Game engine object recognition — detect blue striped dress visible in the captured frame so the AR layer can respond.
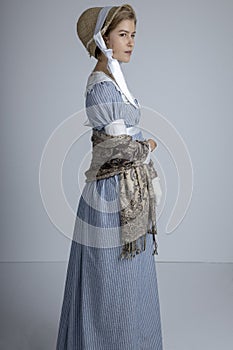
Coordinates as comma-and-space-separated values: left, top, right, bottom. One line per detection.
56, 71, 163, 349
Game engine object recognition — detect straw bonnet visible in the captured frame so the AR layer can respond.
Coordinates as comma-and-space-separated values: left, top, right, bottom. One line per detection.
77, 4, 135, 57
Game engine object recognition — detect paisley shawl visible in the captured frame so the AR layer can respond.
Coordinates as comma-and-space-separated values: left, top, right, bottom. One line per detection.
85, 128, 159, 260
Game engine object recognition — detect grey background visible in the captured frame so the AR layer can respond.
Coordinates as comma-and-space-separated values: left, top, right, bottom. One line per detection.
1, 0, 233, 349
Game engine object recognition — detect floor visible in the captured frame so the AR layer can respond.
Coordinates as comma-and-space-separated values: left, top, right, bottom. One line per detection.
0, 261, 232, 350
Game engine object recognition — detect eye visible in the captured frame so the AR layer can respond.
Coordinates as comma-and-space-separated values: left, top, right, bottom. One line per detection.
119, 33, 127, 37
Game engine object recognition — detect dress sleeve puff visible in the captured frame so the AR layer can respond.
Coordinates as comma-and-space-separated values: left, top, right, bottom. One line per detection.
85, 81, 134, 130
85, 79, 154, 172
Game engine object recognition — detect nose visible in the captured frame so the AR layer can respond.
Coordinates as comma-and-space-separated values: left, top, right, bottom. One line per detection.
127, 36, 134, 47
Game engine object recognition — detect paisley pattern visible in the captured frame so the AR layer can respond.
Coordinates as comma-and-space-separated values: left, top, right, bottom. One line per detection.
85, 128, 159, 260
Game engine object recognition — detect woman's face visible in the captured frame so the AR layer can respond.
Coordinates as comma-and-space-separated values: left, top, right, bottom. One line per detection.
104, 19, 136, 63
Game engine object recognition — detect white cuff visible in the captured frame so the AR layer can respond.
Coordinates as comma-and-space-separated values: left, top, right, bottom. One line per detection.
104, 119, 127, 136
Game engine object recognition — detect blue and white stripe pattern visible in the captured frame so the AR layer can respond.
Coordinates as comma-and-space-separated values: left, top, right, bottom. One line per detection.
84, 71, 141, 130
56, 72, 163, 349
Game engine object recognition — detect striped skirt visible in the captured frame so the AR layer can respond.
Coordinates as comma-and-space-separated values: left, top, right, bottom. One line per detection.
56, 230, 163, 349
56, 132, 163, 349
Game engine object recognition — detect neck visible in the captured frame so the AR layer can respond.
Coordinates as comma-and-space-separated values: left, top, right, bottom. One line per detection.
93, 54, 116, 81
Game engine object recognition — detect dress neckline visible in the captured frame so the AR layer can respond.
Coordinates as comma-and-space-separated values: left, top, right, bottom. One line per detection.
89, 70, 122, 94
91, 70, 116, 83
88, 70, 140, 108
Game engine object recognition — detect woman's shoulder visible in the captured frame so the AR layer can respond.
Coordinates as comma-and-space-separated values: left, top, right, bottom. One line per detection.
86, 71, 121, 94
85, 70, 140, 108
85, 71, 124, 105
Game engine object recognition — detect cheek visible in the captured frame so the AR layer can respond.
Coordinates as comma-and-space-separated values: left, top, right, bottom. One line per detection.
112, 40, 123, 52
107, 39, 114, 49
108, 35, 121, 50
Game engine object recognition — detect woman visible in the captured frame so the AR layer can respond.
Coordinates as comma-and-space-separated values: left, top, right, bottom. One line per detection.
56, 4, 163, 349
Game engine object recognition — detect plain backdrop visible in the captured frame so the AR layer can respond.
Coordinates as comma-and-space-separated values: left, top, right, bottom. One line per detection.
1, 1, 233, 349
1, 0, 232, 263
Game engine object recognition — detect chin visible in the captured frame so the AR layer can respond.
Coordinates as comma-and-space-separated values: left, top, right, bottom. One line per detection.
113, 54, 131, 63
118, 58, 131, 63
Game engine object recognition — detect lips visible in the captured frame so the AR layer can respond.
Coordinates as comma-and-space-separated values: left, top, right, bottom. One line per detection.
124, 51, 132, 54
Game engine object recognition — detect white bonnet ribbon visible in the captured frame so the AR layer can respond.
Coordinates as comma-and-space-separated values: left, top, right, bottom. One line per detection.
93, 7, 138, 109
